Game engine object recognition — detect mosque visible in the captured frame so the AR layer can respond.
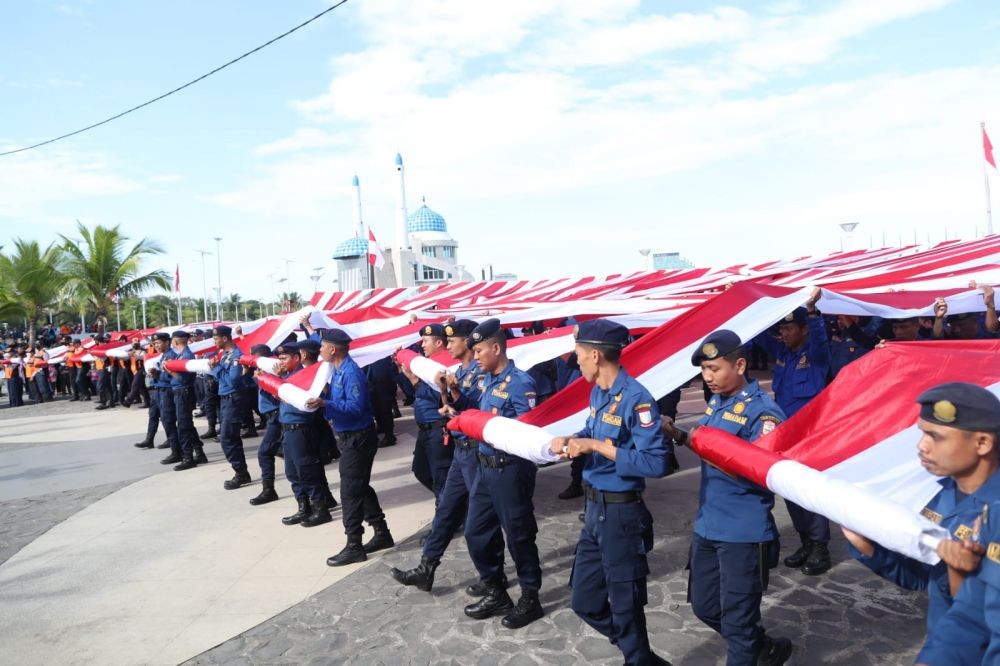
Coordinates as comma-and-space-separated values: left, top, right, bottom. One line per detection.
332, 154, 473, 290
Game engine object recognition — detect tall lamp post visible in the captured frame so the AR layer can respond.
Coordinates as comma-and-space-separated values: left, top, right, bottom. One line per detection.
141, 297, 147, 328
639, 248, 652, 271
213, 237, 223, 321
196, 249, 212, 321
839, 222, 859, 251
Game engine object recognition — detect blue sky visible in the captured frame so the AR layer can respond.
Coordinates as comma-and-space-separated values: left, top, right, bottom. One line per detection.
2, 0, 999, 303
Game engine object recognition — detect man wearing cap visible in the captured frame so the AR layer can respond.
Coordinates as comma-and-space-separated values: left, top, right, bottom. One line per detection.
135, 333, 169, 450
164, 331, 207, 471
662, 329, 793, 665
753, 288, 833, 576
932, 287, 998, 340
247, 344, 282, 506
462, 318, 544, 629
391, 318, 488, 592
205, 326, 251, 484
843, 381, 1000, 639
307, 328, 394, 565
549, 320, 671, 666
398, 323, 452, 500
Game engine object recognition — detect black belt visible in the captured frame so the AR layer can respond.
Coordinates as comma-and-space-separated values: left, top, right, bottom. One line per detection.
417, 420, 447, 431
584, 485, 642, 504
455, 438, 475, 450
478, 452, 510, 468
221, 393, 239, 401
172, 386, 193, 393
335, 424, 375, 437
282, 423, 309, 432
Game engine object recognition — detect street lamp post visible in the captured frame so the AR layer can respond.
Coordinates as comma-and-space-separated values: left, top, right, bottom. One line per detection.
213, 237, 223, 321
132, 308, 137, 329
278, 278, 288, 312
197, 249, 212, 322
639, 248, 652, 271
839, 223, 860, 251
141, 298, 147, 328
116, 299, 121, 332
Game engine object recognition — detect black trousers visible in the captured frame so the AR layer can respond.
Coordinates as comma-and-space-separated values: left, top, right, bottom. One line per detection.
337, 425, 385, 536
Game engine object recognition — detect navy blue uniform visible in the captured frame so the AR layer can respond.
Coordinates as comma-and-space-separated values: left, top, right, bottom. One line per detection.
570, 368, 668, 665
155, 351, 180, 455
279, 369, 326, 504
850, 471, 1000, 633
422, 360, 486, 562
690, 379, 785, 666
256, 377, 283, 483
167, 347, 199, 459
755, 316, 831, 544
325, 355, 385, 537
210, 345, 248, 472
828, 320, 878, 379
411, 374, 451, 498
464, 361, 541, 591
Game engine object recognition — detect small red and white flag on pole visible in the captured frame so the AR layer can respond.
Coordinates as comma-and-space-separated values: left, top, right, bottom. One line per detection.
174, 264, 181, 293
984, 124, 996, 169
368, 229, 385, 270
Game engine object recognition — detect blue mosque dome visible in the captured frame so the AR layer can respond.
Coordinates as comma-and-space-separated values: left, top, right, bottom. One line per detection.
408, 199, 448, 234
332, 236, 368, 259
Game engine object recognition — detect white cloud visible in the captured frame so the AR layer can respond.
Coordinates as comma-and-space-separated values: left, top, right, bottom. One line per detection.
253, 128, 352, 156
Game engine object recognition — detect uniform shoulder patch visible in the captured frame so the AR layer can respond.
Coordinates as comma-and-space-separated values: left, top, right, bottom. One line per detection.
759, 414, 781, 436
635, 404, 655, 427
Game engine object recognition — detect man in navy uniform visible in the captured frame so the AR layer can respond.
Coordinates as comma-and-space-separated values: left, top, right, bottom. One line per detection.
843, 382, 1000, 640
205, 326, 251, 486
164, 330, 207, 471
135, 333, 169, 450
390, 319, 487, 592
754, 289, 833, 576
550, 320, 671, 666
248, 344, 282, 506
662, 329, 792, 665
308, 328, 394, 566
462, 318, 543, 629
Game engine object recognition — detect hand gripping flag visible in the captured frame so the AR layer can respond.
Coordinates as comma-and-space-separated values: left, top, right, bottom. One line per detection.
238, 354, 282, 375
255, 361, 334, 412
395, 348, 458, 391
447, 409, 561, 465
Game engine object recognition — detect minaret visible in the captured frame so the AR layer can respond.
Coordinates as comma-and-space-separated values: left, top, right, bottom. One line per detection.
394, 153, 409, 251
351, 174, 364, 238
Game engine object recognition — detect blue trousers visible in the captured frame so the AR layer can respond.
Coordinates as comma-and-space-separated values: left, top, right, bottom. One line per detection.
689, 534, 765, 666
159, 387, 179, 453
412, 426, 453, 499
219, 392, 247, 470
785, 500, 830, 544
7, 375, 23, 406
464, 455, 541, 592
34, 372, 53, 401
282, 425, 326, 503
257, 411, 282, 482
422, 444, 480, 561
145, 388, 161, 440
572, 498, 654, 666
172, 386, 198, 457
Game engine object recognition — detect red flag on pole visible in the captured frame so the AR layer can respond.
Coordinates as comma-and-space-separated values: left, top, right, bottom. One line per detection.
174, 264, 181, 293
984, 124, 996, 169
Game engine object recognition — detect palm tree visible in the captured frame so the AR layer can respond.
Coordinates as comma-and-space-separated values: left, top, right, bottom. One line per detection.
60, 222, 170, 335
280, 292, 303, 311
0, 240, 65, 346
226, 293, 241, 321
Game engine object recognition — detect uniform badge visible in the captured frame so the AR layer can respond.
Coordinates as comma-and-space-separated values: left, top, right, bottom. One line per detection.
954, 524, 973, 541
920, 507, 943, 524
796, 355, 810, 369
423, 325, 432, 335
933, 400, 957, 423
988, 542, 1000, 564
733, 402, 745, 415
636, 405, 654, 427
527, 394, 536, 409
445, 325, 454, 336
784, 313, 795, 322
702, 342, 718, 359
759, 415, 780, 435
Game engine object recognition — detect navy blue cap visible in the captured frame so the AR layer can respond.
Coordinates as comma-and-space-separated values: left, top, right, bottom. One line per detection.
250, 344, 272, 357
275, 341, 299, 355
171, 330, 190, 340
298, 339, 321, 354
445, 319, 477, 338
212, 325, 232, 338
780, 307, 808, 326
917, 382, 1000, 432
522, 320, 545, 335
574, 320, 629, 347
468, 318, 503, 346
153, 332, 170, 342
320, 328, 352, 346
691, 329, 743, 365
420, 323, 446, 338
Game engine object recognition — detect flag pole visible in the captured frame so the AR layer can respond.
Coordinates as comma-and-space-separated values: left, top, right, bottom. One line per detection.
983, 122, 994, 236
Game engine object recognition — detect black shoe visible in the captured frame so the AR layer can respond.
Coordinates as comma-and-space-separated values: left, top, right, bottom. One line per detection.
250, 481, 279, 506
199, 429, 218, 440
390, 556, 439, 592
193, 447, 208, 464
156, 442, 171, 449
134, 440, 154, 449
651, 654, 673, 666
377, 436, 397, 448
402, 397, 414, 407
240, 428, 258, 439
391, 407, 401, 418
139, 403, 149, 409
784, 541, 812, 568
801, 542, 832, 576
558, 483, 583, 500
327, 537, 367, 566
95, 403, 109, 410
160, 452, 182, 465
282, 498, 311, 525
464, 584, 514, 619
223, 469, 252, 490
757, 636, 793, 665
301, 499, 332, 528
173, 457, 197, 471
193, 410, 205, 418
466, 574, 509, 597
501, 590, 544, 629
363, 521, 395, 554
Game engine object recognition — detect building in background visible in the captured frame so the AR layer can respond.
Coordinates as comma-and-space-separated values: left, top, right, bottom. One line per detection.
653, 252, 694, 270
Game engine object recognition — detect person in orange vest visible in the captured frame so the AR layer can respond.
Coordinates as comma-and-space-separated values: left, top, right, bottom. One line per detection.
32, 348, 52, 402
123, 338, 149, 408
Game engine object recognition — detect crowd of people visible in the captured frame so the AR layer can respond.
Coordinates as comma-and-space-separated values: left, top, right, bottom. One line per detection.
4, 288, 1000, 665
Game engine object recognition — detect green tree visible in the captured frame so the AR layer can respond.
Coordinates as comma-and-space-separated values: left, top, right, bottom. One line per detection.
60, 222, 170, 335
0, 239, 65, 346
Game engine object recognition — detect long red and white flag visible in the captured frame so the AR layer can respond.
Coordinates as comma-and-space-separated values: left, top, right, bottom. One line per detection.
256, 361, 333, 412
985, 123, 997, 170
368, 228, 385, 270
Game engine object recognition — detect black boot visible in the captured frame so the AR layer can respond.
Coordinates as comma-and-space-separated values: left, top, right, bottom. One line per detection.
464, 582, 514, 619
801, 542, 832, 576
324, 489, 339, 511
156, 442, 171, 449
160, 450, 182, 465
240, 427, 258, 439
327, 535, 366, 566
363, 521, 395, 554
193, 446, 208, 465
282, 498, 311, 525
134, 439, 154, 449
390, 555, 440, 592
783, 540, 812, 568
466, 573, 509, 597
301, 498, 332, 528
199, 428, 218, 440
757, 635, 793, 665
501, 589, 544, 629
249, 480, 279, 506
223, 468, 252, 490
173, 456, 197, 471
377, 435, 397, 448
557, 482, 583, 500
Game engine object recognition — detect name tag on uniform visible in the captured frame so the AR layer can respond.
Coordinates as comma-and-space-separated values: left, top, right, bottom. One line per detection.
989, 542, 1000, 564
722, 412, 748, 426
492, 389, 509, 399
954, 524, 973, 541
601, 413, 622, 427
920, 507, 943, 525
